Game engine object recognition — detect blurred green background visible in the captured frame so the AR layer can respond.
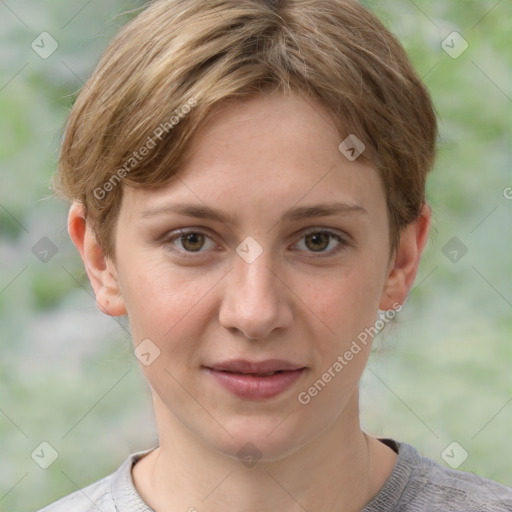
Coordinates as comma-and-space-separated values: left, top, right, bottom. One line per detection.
0, 1, 510, 510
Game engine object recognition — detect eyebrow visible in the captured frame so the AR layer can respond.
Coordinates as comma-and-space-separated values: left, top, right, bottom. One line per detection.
141, 201, 368, 225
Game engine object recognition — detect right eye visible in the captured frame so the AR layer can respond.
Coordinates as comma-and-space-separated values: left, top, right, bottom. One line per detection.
163, 229, 218, 257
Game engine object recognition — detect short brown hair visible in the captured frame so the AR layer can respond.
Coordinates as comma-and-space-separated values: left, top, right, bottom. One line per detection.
54, 0, 437, 257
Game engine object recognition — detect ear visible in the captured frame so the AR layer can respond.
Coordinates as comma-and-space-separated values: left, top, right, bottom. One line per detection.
68, 203, 126, 316
379, 203, 431, 310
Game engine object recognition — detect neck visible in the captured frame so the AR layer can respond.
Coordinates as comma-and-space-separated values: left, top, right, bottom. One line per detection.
132, 391, 397, 512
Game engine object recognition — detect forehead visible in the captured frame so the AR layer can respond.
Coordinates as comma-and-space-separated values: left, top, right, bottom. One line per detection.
120, 92, 386, 225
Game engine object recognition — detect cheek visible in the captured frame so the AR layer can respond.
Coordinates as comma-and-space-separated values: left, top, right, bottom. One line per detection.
119, 257, 219, 345
122, 265, 220, 396
300, 261, 385, 350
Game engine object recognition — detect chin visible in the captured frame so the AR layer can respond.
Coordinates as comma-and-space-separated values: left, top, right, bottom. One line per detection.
206, 412, 313, 464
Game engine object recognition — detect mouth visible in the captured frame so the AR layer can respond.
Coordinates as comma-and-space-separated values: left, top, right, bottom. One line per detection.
204, 359, 306, 399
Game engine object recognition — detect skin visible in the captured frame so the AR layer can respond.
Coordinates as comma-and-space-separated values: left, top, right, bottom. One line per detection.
69, 91, 430, 511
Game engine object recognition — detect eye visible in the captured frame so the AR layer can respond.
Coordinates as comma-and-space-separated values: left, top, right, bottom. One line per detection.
293, 229, 347, 255
166, 230, 217, 254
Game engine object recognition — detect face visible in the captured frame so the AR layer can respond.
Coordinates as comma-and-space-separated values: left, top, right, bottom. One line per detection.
109, 92, 398, 461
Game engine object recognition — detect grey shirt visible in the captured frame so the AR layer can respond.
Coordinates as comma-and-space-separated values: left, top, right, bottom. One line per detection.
37, 440, 512, 511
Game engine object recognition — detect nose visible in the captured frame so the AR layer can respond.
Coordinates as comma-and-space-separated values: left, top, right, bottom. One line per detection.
218, 251, 293, 341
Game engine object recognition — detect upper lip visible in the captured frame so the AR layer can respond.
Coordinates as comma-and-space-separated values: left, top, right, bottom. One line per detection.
206, 359, 305, 374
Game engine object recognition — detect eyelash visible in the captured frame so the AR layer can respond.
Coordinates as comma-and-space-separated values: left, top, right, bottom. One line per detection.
161, 227, 350, 259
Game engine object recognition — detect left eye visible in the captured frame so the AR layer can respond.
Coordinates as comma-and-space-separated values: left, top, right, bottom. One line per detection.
294, 230, 344, 254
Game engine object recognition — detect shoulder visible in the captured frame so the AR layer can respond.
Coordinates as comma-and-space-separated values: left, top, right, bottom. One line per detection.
406, 442, 512, 511
36, 473, 116, 512
367, 440, 512, 512
35, 448, 155, 512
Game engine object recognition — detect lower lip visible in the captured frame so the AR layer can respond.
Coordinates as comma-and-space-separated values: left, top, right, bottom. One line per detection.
206, 368, 306, 399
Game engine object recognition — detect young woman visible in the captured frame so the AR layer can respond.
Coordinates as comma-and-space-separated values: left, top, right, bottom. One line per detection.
38, 0, 512, 510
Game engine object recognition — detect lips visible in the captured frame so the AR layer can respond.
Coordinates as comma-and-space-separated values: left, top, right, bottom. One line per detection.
208, 359, 304, 374
204, 359, 306, 399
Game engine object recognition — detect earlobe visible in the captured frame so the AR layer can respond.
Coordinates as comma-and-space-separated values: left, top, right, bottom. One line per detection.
68, 203, 127, 317
379, 204, 431, 310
